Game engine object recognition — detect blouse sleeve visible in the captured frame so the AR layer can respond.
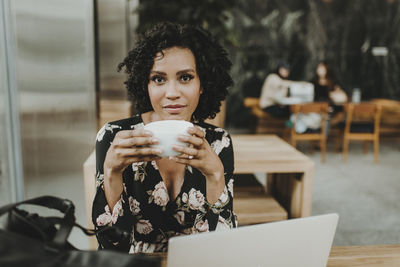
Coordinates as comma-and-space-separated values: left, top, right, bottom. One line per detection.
204, 130, 237, 231
91, 123, 132, 251
259, 74, 275, 108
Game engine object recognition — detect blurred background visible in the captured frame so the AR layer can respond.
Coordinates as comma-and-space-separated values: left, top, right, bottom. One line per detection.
133, 0, 400, 129
1, 0, 399, 249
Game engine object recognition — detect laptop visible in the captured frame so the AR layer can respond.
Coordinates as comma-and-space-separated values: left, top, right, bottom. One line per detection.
289, 82, 315, 103
167, 213, 339, 267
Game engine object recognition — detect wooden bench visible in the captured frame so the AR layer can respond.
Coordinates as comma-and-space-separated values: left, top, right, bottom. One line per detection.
243, 97, 289, 137
234, 185, 288, 226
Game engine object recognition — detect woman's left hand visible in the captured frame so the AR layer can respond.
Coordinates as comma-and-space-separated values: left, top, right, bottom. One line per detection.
171, 126, 224, 180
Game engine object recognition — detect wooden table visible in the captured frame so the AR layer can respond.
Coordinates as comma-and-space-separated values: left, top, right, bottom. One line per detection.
150, 245, 400, 267
328, 245, 400, 266
231, 134, 314, 218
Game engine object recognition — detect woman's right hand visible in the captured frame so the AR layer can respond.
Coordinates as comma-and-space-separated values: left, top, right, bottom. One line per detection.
330, 86, 348, 104
103, 129, 162, 176
102, 129, 161, 209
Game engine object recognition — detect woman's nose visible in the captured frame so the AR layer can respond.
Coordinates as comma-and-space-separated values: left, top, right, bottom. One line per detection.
165, 82, 180, 99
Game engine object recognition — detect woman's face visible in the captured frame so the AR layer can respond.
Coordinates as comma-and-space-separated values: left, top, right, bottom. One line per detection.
316, 63, 327, 78
148, 47, 202, 121
278, 67, 290, 79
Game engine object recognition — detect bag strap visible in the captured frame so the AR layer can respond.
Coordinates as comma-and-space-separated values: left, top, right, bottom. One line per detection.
0, 195, 74, 216
46, 216, 130, 240
0, 195, 76, 249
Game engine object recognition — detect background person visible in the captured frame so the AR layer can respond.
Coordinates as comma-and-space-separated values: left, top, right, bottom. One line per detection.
311, 61, 348, 125
312, 61, 348, 106
92, 22, 237, 253
259, 61, 293, 118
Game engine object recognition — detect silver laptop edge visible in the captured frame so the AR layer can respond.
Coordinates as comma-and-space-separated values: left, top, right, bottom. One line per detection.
167, 213, 339, 267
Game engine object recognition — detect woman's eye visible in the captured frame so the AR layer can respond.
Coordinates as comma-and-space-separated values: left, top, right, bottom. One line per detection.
151, 76, 165, 83
180, 74, 194, 83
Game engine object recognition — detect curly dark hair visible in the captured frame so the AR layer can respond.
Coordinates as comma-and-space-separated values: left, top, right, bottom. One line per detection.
117, 22, 233, 122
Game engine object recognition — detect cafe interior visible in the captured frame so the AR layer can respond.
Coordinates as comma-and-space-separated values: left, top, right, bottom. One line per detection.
1, 0, 400, 266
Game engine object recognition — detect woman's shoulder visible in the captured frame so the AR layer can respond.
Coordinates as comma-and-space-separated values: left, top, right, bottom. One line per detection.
95, 115, 144, 142
266, 73, 280, 81
108, 114, 144, 129
196, 121, 229, 135
196, 122, 232, 156
196, 122, 231, 145
264, 73, 285, 87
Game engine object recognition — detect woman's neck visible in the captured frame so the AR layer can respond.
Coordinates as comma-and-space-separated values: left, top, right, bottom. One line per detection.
141, 111, 158, 125
318, 77, 328, 85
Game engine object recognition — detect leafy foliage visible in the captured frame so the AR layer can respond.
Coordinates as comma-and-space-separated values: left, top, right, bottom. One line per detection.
136, 0, 238, 46
134, 0, 400, 129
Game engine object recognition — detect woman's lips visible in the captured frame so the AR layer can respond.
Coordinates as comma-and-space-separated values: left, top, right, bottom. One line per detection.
163, 104, 186, 114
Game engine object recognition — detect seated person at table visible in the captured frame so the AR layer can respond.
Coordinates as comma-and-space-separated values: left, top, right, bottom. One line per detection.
312, 61, 347, 106
92, 22, 237, 253
311, 61, 348, 126
259, 61, 293, 118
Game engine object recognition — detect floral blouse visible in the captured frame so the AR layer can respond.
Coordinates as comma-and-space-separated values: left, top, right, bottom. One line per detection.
92, 115, 237, 253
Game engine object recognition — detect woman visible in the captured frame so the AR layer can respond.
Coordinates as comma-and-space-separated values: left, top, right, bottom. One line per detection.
258, 61, 293, 118
312, 61, 347, 105
92, 22, 236, 253
311, 61, 348, 126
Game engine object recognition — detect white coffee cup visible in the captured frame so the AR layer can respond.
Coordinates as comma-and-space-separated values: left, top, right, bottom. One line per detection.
144, 120, 194, 158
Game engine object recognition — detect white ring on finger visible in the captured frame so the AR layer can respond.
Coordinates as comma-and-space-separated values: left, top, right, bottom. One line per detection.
188, 155, 193, 160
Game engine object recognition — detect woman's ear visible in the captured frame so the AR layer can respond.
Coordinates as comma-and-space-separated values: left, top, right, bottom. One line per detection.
200, 87, 204, 94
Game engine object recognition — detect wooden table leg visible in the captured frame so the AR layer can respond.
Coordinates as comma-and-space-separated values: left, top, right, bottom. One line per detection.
266, 173, 274, 195
300, 162, 314, 217
269, 174, 298, 218
268, 162, 314, 218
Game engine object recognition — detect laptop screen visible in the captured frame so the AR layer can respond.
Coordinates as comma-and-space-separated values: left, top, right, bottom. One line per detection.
167, 213, 338, 267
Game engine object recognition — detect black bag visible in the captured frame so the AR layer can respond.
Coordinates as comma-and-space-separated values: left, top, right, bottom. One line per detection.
0, 195, 161, 267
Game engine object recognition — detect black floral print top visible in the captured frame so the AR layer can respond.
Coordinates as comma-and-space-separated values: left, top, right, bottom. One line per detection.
92, 115, 237, 253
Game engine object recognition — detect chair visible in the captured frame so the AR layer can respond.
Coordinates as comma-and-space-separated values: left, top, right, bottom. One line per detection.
370, 99, 400, 137
341, 102, 382, 163
290, 102, 330, 162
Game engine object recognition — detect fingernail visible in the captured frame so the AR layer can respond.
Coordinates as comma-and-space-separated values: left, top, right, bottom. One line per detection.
178, 135, 188, 141
152, 138, 159, 143
154, 148, 162, 154
144, 130, 153, 136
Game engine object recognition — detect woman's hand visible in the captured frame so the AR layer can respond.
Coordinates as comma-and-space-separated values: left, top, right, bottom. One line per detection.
103, 129, 162, 209
104, 129, 162, 176
171, 127, 224, 177
171, 127, 225, 204
330, 85, 348, 104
